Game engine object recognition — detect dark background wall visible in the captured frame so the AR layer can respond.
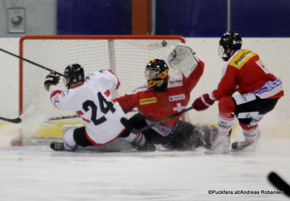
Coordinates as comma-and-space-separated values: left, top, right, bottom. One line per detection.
57, 0, 131, 35
57, 0, 290, 37
231, 0, 290, 37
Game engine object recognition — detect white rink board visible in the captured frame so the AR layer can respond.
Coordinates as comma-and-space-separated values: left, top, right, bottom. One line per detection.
0, 37, 290, 138
0, 37, 19, 117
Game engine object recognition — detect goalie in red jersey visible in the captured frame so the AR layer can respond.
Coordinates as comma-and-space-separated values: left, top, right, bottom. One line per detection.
114, 45, 217, 150
192, 31, 284, 154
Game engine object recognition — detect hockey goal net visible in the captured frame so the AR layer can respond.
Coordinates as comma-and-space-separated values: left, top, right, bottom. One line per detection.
15, 35, 185, 146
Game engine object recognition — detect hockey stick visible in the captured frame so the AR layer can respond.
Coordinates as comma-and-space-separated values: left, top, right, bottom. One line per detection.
268, 172, 290, 197
48, 114, 80, 121
0, 116, 21, 123
0, 48, 64, 76
47, 109, 140, 122
0, 105, 36, 124
132, 105, 195, 133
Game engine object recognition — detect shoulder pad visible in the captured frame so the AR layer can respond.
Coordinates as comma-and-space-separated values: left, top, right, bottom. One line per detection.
229, 49, 257, 69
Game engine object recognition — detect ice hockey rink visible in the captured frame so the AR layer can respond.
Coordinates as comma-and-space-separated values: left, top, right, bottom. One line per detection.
0, 129, 289, 201
0, 38, 290, 201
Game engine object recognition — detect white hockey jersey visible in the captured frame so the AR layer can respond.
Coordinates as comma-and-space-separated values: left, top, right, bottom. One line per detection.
49, 70, 126, 145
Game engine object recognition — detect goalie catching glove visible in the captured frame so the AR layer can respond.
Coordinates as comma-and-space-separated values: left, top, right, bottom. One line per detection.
44, 71, 60, 91
192, 93, 214, 111
167, 44, 199, 77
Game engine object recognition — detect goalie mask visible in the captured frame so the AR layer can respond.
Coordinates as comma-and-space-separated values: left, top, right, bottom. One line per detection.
64, 64, 85, 89
145, 59, 169, 91
218, 31, 242, 61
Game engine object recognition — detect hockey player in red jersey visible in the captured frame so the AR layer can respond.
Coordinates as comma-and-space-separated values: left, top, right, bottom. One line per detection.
114, 45, 216, 150
44, 64, 155, 151
192, 31, 284, 154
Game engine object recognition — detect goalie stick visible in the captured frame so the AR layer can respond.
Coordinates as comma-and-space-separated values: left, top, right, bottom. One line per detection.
0, 48, 64, 76
0, 105, 35, 124
268, 172, 290, 197
132, 105, 195, 133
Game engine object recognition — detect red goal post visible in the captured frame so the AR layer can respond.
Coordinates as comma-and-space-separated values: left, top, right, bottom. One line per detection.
17, 35, 185, 144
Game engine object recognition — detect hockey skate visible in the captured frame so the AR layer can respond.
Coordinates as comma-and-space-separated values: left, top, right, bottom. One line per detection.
204, 135, 230, 154
50, 142, 65, 151
132, 141, 156, 152
50, 142, 77, 151
231, 140, 258, 152
231, 131, 260, 152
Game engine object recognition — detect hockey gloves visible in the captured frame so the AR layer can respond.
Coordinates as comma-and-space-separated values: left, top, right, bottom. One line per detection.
192, 93, 214, 111
167, 44, 198, 78
44, 71, 60, 91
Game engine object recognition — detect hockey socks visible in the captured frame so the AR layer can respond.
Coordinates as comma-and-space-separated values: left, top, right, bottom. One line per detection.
205, 114, 234, 154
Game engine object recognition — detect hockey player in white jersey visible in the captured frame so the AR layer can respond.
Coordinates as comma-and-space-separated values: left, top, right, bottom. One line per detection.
44, 64, 155, 151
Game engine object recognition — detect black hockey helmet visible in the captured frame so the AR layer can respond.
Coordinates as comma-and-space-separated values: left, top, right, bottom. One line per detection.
218, 31, 242, 61
145, 59, 169, 89
64, 63, 85, 88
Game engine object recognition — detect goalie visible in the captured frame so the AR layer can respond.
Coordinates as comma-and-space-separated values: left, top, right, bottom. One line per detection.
114, 45, 217, 150
44, 64, 155, 152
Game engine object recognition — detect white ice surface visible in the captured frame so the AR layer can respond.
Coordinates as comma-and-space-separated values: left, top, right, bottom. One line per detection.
0, 136, 290, 201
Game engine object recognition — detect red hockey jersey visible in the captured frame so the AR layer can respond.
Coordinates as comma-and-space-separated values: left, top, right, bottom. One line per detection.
211, 49, 284, 100
114, 60, 204, 136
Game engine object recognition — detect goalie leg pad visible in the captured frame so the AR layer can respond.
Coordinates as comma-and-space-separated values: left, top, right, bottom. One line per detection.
195, 124, 218, 149
167, 120, 201, 150
205, 135, 230, 154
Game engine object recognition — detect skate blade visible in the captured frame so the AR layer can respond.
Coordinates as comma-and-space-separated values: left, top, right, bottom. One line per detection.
230, 141, 257, 152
